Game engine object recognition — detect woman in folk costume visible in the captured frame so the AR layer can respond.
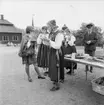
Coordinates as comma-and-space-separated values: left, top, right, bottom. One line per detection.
18, 26, 45, 82
37, 26, 49, 75
45, 20, 64, 91
62, 26, 77, 75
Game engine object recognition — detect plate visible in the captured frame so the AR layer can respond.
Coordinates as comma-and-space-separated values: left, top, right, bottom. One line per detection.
93, 58, 104, 63
97, 57, 104, 60
64, 54, 71, 58
87, 57, 104, 63
75, 56, 85, 59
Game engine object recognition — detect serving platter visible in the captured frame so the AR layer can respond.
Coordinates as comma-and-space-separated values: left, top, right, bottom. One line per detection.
64, 54, 71, 58
87, 57, 104, 63
75, 55, 85, 59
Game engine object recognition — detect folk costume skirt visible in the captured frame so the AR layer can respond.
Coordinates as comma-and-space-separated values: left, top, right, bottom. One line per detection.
37, 43, 49, 68
48, 48, 59, 82
63, 45, 77, 70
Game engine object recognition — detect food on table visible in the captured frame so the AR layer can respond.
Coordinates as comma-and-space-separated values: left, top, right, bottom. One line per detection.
75, 53, 85, 59
95, 77, 104, 86
97, 56, 104, 60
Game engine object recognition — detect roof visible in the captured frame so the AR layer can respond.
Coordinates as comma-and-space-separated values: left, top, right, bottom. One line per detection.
0, 19, 13, 26
0, 19, 22, 33
0, 25, 22, 33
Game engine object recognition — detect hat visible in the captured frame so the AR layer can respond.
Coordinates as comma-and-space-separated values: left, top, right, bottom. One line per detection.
62, 24, 68, 30
26, 26, 34, 33
65, 28, 70, 33
42, 26, 47, 30
47, 20, 58, 28
86, 23, 93, 29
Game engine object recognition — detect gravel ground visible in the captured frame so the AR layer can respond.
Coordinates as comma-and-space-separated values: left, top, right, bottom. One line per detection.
0, 46, 104, 105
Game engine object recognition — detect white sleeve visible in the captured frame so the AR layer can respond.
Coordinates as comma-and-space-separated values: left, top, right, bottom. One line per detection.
50, 33, 64, 49
37, 34, 42, 44
72, 35, 76, 42
68, 35, 76, 46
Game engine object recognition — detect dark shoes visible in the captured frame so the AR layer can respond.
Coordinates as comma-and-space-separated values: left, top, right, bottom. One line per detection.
44, 71, 49, 76
66, 71, 71, 75
66, 70, 73, 75
28, 76, 45, 82
89, 66, 93, 73
51, 82, 60, 91
28, 78, 32, 82
50, 86, 60, 91
85, 66, 93, 73
59, 79, 64, 83
38, 76, 45, 79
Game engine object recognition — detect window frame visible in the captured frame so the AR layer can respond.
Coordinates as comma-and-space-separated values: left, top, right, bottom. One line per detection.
12, 36, 18, 41
2, 36, 9, 41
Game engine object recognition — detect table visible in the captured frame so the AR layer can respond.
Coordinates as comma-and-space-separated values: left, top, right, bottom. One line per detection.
64, 57, 104, 80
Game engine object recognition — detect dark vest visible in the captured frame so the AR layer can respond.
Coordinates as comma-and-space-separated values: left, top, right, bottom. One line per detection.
83, 32, 98, 51
49, 30, 64, 60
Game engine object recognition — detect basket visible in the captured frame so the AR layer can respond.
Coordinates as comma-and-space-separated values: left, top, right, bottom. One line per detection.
91, 77, 104, 95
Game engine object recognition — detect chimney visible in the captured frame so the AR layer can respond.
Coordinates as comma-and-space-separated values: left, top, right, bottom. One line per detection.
0, 14, 4, 20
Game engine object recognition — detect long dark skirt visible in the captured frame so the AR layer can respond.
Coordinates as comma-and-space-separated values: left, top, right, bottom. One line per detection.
48, 48, 58, 82
85, 49, 95, 56
37, 44, 49, 68
63, 45, 77, 69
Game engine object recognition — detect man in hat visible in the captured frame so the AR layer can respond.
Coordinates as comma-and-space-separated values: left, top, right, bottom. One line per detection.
45, 20, 64, 91
83, 23, 98, 72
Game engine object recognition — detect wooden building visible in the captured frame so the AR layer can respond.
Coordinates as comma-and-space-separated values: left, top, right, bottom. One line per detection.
0, 15, 22, 44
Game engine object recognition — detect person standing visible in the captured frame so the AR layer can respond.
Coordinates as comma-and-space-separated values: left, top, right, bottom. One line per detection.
37, 26, 49, 75
18, 26, 45, 82
45, 20, 64, 91
83, 23, 98, 72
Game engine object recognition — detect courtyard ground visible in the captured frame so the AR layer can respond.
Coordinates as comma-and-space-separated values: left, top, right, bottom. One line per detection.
0, 45, 104, 105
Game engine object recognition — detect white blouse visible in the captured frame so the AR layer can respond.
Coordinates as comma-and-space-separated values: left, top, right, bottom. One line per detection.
50, 33, 64, 49
65, 35, 76, 46
37, 33, 49, 45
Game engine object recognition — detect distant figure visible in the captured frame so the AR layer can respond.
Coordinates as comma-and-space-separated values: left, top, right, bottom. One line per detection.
83, 23, 98, 72
37, 26, 49, 75
62, 26, 77, 75
18, 26, 45, 82
7, 41, 11, 46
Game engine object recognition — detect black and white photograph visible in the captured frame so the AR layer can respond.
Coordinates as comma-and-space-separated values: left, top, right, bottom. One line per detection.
0, 0, 104, 105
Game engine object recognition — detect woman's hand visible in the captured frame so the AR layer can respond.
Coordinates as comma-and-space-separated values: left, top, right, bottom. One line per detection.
43, 37, 50, 46
86, 40, 91, 44
18, 51, 22, 57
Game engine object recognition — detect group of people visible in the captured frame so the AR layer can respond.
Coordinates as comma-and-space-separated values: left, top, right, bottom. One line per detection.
18, 20, 98, 91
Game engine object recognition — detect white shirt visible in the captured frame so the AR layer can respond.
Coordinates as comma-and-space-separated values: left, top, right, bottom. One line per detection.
68, 35, 76, 46
26, 35, 32, 48
37, 33, 49, 45
65, 34, 76, 46
50, 33, 64, 49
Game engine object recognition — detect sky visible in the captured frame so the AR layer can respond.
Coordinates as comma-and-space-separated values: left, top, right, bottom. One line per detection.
0, 0, 104, 30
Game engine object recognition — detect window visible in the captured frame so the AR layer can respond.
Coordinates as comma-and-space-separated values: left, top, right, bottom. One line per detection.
12, 36, 18, 41
2, 36, 9, 41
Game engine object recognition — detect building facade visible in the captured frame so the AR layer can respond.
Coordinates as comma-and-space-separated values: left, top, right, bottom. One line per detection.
0, 15, 22, 44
